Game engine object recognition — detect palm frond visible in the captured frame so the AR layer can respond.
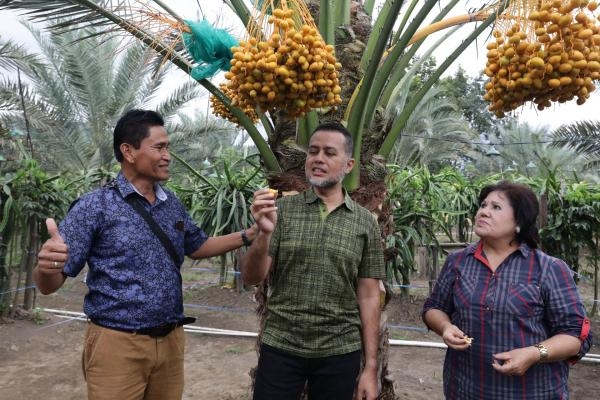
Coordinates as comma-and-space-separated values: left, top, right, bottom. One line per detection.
23, 22, 89, 121
135, 51, 175, 106
0, 36, 45, 73
551, 120, 600, 159
168, 110, 240, 166
110, 43, 160, 112
0, 79, 65, 131
154, 80, 202, 117
497, 122, 591, 178
1, 0, 194, 71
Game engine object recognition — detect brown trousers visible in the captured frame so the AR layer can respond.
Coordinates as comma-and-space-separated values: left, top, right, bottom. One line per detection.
82, 321, 186, 400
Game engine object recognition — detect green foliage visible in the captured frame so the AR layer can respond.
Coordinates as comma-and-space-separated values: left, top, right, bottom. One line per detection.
224, 345, 244, 355
384, 167, 600, 301
168, 110, 241, 170
0, 20, 209, 174
168, 149, 266, 286
495, 123, 589, 180
407, 56, 438, 94
0, 154, 74, 316
385, 165, 479, 292
31, 307, 45, 325
533, 173, 600, 279
551, 120, 600, 169
168, 149, 266, 236
2, 157, 69, 222
0, 36, 45, 73
387, 85, 477, 172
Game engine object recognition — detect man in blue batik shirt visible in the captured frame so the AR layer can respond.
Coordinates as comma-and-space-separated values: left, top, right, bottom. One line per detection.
34, 109, 256, 400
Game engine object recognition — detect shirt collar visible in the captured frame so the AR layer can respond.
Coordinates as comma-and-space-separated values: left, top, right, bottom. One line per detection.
304, 187, 355, 212
114, 172, 167, 202
468, 240, 531, 258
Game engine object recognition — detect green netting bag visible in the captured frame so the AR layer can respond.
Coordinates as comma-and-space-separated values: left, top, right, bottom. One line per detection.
183, 20, 238, 80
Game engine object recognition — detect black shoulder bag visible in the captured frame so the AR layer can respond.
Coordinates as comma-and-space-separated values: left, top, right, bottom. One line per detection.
124, 195, 182, 266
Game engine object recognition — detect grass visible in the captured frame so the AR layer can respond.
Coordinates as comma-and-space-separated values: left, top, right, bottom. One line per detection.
224, 345, 244, 355
31, 307, 45, 325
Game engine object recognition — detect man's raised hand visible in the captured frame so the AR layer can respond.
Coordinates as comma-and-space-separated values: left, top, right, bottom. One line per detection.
37, 218, 68, 274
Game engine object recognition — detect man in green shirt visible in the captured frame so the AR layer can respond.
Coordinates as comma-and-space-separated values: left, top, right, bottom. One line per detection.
241, 122, 386, 400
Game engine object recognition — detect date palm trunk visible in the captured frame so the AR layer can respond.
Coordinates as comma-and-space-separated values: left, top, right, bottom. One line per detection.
250, 4, 396, 397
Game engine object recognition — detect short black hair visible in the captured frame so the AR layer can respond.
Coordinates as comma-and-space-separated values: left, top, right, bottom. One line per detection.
478, 180, 540, 248
113, 109, 165, 162
311, 121, 354, 157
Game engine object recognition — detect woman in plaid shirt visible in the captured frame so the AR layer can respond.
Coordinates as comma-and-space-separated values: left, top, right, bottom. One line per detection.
423, 181, 592, 399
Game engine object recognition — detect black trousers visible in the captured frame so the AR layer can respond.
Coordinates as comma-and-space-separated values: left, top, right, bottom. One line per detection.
253, 343, 361, 400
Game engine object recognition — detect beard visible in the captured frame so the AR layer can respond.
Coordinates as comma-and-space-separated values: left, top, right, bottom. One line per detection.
307, 169, 346, 189
309, 177, 338, 188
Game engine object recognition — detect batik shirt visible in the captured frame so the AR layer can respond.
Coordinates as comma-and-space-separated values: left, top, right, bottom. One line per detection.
423, 241, 592, 400
263, 189, 386, 357
61, 172, 207, 330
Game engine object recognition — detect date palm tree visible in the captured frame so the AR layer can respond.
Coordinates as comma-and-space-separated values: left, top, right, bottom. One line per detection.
0, 0, 509, 180
0, 1, 510, 397
551, 120, 600, 175
387, 86, 477, 171
494, 122, 593, 180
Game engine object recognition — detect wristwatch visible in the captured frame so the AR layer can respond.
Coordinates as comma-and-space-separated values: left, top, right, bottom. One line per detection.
534, 343, 549, 363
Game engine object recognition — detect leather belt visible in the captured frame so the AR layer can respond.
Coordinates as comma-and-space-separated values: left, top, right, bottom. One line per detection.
91, 316, 196, 338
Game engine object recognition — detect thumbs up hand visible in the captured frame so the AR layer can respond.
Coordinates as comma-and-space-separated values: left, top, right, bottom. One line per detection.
45, 218, 62, 242
37, 218, 68, 275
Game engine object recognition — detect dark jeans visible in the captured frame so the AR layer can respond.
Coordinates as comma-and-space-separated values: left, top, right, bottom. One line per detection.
253, 343, 361, 400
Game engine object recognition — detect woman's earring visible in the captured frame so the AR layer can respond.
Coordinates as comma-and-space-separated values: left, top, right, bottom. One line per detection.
515, 226, 521, 234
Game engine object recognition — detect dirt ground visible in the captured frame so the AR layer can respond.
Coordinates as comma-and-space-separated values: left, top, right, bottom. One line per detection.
1, 264, 599, 400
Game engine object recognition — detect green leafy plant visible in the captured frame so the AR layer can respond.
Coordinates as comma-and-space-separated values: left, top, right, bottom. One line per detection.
31, 307, 45, 325
168, 150, 266, 285
0, 153, 71, 316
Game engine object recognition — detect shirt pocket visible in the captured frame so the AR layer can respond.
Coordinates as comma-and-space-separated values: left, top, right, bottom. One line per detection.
452, 273, 477, 309
506, 283, 543, 317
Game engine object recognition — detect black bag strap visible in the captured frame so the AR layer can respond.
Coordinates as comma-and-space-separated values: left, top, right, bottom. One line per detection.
124, 195, 182, 266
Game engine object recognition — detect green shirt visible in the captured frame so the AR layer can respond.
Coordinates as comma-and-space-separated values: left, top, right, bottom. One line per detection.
263, 189, 386, 357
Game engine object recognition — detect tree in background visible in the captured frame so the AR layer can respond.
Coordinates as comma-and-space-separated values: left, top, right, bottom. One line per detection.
438, 66, 517, 139
494, 122, 590, 179
0, 1, 515, 397
387, 85, 476, 171
551, 120, 600, 177
0, 22, 236, 174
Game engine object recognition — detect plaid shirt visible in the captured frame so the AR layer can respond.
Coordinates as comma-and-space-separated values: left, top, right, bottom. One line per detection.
423, 241, 592, 400
262, 189, 386, 357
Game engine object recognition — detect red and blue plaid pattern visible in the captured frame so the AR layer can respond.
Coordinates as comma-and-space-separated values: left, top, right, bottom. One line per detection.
423, 242, 592, 399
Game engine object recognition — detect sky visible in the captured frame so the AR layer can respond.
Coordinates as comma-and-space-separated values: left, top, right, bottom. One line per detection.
1, 1, 599, 131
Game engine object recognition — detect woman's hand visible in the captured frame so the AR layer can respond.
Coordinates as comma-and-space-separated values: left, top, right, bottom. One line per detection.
492, 346, 539, 376
442, 324, 472, 351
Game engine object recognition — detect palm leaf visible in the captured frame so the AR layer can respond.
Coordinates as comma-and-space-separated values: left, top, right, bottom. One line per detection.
0, 36, 45, 73
2, 0, 192, 66
111, 44, 165, 110
154, 80, 202, 116
1, 0, 281, 172
551, 120, 600, 159
378, 1, 509, 158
